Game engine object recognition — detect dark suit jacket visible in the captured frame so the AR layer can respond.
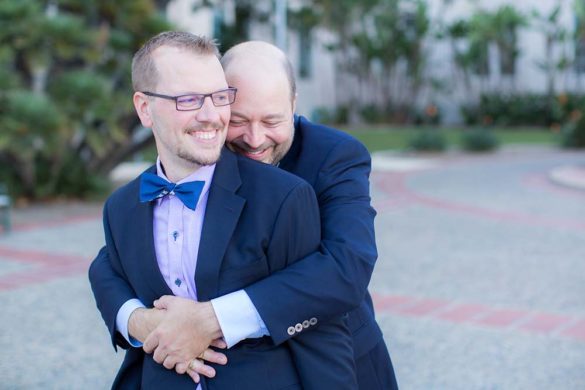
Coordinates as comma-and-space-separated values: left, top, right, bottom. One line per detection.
245, 116, 384, 358
89, 148, 356, 389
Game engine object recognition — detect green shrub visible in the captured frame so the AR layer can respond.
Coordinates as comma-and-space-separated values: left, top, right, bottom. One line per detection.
0, 0, 171, 200
311, 106, 349, 125
460, 128, 500, 152
461, 93, 585, 127
560, 112, 585, 149
407, 129, 447, 152
360, 104, 385, 124
414, 104, 441, 126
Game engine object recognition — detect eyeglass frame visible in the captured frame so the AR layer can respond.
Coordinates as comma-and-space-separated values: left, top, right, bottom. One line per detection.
140, 87, 237, 111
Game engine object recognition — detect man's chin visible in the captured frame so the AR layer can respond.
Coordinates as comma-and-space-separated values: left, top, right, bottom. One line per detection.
179, 150, 222, 167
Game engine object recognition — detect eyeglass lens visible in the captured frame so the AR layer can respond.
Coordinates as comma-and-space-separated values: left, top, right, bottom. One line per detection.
176, 89, 235, 109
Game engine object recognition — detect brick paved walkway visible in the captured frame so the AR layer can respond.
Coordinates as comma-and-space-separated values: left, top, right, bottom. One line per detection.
0, 146, 583, 389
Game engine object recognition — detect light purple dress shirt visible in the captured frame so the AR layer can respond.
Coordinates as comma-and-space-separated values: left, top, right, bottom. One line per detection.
115, 158, 268, 352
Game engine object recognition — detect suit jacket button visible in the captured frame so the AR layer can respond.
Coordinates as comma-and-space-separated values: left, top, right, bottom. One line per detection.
295, 323, 303, 332
302, 320, 310, 328
309, 317, 318, 325
287, 326, 296, 335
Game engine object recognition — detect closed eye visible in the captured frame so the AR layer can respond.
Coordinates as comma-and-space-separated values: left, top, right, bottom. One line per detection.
263, 121, 283, 127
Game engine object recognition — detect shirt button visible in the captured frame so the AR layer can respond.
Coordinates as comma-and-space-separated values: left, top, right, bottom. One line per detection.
174, 278, 182, 287
294, 323, 303, 332
287, 326, 296, 335
309, 317, 318, 325
172, 231, 179, 241
302, 320, 310, 328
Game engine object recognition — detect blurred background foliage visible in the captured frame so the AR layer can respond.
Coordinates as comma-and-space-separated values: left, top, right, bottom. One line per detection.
0, 0, 583, 201
0, 0, 171, 199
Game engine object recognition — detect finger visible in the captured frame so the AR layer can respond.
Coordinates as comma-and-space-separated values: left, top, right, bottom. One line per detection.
153, 295, 172, 309
163, 355, 179, 370
186, 368, 201, 383
210, 338, 227, 349
201, 349, 227, 365
189, 359, 216, 379
175, 361, 189, 375
152, 346, 168, 365
143, 332, 159, 354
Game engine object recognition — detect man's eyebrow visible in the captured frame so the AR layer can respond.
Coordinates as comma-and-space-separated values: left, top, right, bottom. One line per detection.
230, 111, 248, 119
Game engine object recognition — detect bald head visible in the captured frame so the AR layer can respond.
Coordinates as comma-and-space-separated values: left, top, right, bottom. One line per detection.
222, 41, 296, 165
221, 41, 296, 104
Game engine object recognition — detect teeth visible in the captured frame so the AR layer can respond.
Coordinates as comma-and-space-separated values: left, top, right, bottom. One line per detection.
248, 150, 264, 155
193, 131, 216, 140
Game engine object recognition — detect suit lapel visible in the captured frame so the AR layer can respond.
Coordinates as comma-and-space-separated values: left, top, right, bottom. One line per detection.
195, 149, 246, 301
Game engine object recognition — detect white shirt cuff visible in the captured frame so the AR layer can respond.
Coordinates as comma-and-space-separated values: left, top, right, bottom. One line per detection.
115, 298, 146, 348
211, 290, 269, 348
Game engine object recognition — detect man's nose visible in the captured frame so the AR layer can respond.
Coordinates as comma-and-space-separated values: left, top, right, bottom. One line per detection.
195, 96, 221, 123
242, 124, 266, 149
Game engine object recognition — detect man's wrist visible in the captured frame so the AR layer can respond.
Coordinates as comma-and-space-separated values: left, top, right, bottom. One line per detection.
129, 307, 164, 343
128, 307, 148, 343
198, 301, 223, 340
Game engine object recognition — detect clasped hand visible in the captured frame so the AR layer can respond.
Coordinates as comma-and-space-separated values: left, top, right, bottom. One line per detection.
131, 296, 227, 383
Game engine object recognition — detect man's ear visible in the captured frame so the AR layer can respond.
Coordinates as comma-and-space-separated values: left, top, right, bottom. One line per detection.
133, 92, 153, 128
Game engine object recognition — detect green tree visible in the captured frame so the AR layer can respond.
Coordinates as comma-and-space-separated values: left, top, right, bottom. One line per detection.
532, 2, 570, 110
303, 0, 431, 123
0, 0, 171, 199
491, 5, 527, 78
446, 4, 525, 99
309, 0, 374, 120
188, 0, 271, 54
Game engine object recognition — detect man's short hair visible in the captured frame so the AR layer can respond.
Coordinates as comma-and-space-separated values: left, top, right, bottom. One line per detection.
132, 31, 220, 92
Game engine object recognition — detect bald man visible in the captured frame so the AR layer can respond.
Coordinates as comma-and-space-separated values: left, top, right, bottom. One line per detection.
221, 41, 398, 390
93, 40, 398, 389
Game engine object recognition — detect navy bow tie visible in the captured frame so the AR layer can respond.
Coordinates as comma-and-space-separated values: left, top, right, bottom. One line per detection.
139, 172, 205, 210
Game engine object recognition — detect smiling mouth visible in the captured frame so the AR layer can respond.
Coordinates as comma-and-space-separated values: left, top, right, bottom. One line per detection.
189, 130, 218, 140
246, 149, 267, 156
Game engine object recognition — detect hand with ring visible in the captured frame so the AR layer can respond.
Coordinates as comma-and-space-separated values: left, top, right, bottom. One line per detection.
174, 339, 228, 383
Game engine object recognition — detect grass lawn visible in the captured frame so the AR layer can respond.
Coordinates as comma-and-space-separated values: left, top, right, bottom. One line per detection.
135, 126, 560, 162
340, 126, 559, 153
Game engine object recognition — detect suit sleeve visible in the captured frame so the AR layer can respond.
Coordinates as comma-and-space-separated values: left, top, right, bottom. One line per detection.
88, 200, 138, 350
245, 139, 377, 345
264, 181, 357, 390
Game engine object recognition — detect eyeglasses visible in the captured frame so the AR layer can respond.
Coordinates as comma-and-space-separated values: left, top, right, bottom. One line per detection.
141, 87, 237, 111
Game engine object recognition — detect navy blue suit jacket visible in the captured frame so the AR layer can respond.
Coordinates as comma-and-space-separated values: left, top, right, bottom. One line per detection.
245, 116, 383, 357
89, 148, 356, 389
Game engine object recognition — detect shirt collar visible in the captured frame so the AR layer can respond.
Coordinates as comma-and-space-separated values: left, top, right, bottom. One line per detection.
155, 157, 216, 207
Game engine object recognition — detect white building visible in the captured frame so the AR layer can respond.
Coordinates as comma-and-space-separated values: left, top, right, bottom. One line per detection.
166, 0, 585, 124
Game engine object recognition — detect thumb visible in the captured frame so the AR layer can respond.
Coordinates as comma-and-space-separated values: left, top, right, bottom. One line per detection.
153, 295, 173, 309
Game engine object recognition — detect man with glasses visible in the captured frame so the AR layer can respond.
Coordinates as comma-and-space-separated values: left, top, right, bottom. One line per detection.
143, 41, 400, 389
89, 31, 357, 389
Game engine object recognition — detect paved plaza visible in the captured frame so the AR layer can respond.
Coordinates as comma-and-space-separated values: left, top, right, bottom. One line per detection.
0, 146, 584, 389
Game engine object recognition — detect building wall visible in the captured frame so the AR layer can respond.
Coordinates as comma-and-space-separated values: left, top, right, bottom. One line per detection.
166, 0, 584, 124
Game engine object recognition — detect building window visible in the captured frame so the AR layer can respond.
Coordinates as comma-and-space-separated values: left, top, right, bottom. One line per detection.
499, 26, 517, 75
575, 15, 585, 73
299, 29, 312, 78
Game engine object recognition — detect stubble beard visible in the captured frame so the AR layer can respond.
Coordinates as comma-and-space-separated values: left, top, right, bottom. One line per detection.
177, 147, 221, 167
178, 123, 225, 166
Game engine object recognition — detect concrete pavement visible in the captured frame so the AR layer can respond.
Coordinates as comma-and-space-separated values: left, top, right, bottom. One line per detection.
370, 146, 585, 389
0, 145, 583, 389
